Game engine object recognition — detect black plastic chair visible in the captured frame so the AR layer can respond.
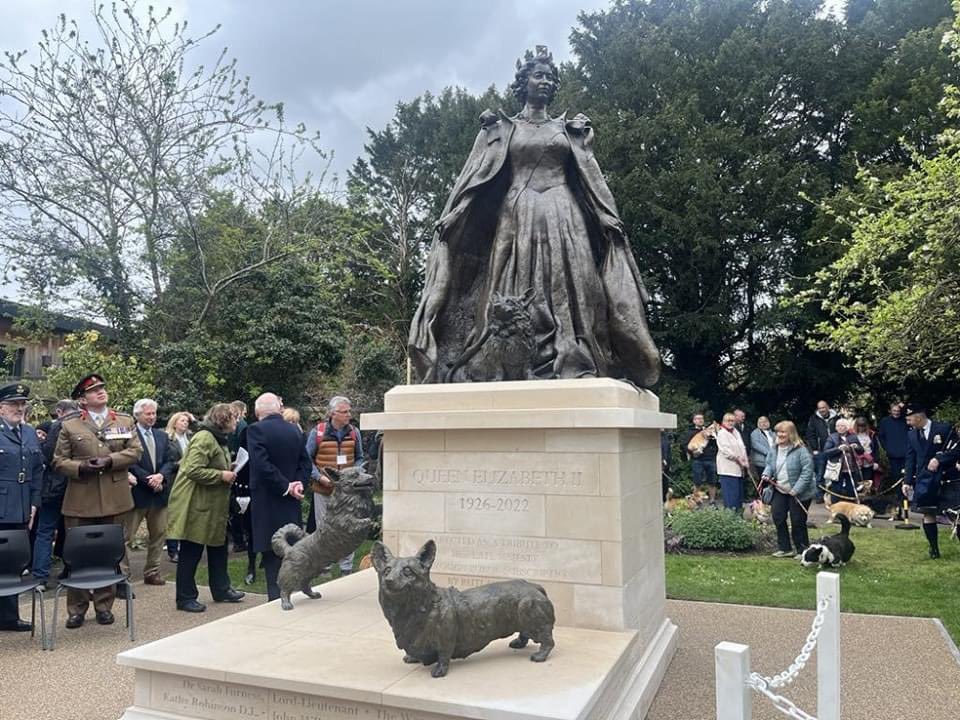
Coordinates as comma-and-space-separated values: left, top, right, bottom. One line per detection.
0, 528, 47, 648
49, 523, 135, 650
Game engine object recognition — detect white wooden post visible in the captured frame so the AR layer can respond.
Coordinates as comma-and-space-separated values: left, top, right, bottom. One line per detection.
817, 571, 840, 720
715, 641, 751, 720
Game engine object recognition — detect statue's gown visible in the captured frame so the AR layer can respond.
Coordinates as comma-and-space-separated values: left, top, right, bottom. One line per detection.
409, 111, 660, 387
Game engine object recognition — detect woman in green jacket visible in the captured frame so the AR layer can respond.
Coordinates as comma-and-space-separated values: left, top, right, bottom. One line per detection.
167, 403, 245, 612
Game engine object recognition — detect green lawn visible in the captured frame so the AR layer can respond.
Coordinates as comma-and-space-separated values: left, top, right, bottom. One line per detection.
666, 525, 960, 643
183, 540, 375, 597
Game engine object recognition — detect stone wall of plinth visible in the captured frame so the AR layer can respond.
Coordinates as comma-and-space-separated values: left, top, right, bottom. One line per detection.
116, 380, 679, 720
362, 378, 676, 641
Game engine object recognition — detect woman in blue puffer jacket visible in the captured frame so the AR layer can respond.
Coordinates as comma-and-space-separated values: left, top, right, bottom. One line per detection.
762, 420, 814, 558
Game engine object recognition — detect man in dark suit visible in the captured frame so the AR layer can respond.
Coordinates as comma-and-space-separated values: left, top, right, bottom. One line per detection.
248, 393, 312, 601
903, 405, 955, 559
125, 398, 176, 585
0, 383, 44, 631
31, 399, 77, 588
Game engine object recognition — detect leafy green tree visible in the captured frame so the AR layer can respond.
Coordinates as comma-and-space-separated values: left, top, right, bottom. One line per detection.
44, 331, 157, 411
343, 87, 508, 354
561, 0, 952, 413
0, 2, 324, 335
153, 258, 344, 412
803, 131, 960, 391
798, 2, 960, 398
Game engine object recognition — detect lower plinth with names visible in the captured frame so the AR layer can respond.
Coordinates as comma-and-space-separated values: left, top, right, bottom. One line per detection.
118, 379, 678, 720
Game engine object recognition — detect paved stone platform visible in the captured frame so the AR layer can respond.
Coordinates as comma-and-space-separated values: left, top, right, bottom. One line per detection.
2, 581, 957, 719
647, 599, 960, 720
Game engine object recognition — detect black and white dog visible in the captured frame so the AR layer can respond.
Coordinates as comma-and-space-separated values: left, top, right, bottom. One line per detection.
800, 515, 855, 568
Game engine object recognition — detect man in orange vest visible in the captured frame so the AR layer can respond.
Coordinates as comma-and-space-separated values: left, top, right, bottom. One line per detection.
305, 396, 363, 574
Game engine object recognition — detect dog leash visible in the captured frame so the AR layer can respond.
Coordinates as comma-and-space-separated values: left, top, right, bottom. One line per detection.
817, 477, 904, 503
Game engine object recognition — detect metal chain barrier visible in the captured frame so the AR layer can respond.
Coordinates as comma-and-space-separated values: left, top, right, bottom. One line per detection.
744, 597, 830, 720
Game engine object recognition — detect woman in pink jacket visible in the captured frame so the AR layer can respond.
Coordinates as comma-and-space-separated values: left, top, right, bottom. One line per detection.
716, 412, 750, 510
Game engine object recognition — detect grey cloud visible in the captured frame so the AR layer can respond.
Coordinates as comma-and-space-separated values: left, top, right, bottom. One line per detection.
0, 0, 609, 178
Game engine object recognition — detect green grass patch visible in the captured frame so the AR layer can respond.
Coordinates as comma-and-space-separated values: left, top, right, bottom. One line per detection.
178, 540, 375, 597
666, 525, 960, 643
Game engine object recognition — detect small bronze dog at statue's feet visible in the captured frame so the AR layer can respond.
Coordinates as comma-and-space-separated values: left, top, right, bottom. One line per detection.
372, 539, 556, 677
271, 466, 375, 610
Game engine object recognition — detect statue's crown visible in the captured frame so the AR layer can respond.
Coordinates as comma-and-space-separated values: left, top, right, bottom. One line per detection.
516, 45, 553, 71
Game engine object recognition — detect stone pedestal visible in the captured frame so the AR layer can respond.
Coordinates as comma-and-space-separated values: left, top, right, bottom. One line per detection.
117, 379, 678, 720
366, 378, 674, 640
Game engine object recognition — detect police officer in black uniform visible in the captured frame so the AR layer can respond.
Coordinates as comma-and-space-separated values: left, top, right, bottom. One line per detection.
0, 383, 44, 631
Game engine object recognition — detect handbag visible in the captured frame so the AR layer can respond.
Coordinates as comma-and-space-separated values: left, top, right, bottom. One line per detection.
761, 484, 774, 504
823, 460, 841, 482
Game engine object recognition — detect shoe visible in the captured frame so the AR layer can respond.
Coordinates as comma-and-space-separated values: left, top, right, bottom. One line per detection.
65, 614, 85, 629
771, 550, 793, 558
929, 548, 941, 559
96, 610, 115, 625
168, 552, 178, 563
214, 588, 245, 603
244, 572, 256, 585
144, 574, 166, 586
177, 600, 206, 613
0, 619, 32, 632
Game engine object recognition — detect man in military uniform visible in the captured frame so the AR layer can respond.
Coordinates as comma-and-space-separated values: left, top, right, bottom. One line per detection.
53, 374, 141, 628
0, 383, 43, 631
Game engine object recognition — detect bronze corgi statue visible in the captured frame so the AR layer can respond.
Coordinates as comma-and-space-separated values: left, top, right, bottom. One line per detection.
371, 539, 556, 677
271, 466, 376, 611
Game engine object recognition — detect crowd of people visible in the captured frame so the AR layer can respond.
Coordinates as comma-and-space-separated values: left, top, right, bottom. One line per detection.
0, 372, 367, 633
666, 401, 960, 561
3, 372, 957, 635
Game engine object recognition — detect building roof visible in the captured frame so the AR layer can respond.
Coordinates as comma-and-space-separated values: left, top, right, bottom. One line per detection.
0, 300, 115, 337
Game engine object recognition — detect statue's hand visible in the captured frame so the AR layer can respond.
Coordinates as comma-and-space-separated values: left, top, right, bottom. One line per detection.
479, 109, 498, 128
567, 113, 592, 134
604, 220, 627, 244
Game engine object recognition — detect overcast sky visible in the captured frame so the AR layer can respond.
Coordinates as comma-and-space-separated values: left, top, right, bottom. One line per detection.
0, 0, 848, 307
0, 0, 611, 183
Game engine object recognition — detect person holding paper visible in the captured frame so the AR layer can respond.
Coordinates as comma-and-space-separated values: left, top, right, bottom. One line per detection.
248, 393, 313, 601
166, 403, 245, 612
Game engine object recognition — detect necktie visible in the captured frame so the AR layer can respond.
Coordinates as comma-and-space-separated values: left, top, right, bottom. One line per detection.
94, 415, 104, 428
12, 425, 20, 440
145, 429, 156, 469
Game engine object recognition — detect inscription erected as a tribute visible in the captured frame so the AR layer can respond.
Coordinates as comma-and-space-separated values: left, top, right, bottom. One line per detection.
149, 673, 446, 720
400, 532, 602, 584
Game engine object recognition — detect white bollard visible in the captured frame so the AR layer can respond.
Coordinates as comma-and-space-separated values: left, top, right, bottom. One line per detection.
817, 572, 840, 720
715, 641, 751, 720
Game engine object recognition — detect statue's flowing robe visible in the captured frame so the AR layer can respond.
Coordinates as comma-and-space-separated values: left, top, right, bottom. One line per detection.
408, 110, 660, 387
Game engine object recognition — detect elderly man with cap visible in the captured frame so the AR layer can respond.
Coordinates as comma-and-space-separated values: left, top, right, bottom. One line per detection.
0, 383, 44, 631
53, 374, 141, 629
903, 404, 957, 559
